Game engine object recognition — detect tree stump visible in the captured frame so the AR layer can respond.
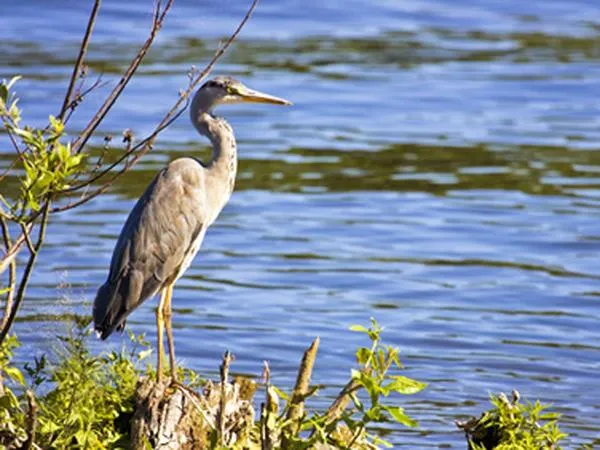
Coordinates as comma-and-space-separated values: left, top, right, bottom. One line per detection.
130, 375, 255, 450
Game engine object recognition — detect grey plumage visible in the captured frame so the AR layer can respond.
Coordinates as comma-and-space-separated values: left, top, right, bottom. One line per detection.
93, 159, 206, 339
92, 76, 291, 379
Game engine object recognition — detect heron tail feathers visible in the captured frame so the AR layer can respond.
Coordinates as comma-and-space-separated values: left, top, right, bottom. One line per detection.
93, 271, 144, 340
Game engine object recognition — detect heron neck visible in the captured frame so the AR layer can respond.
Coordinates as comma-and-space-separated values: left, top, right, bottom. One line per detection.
191, 111, 238, 221
204, 114, 238, 177
190, 91, 238, 198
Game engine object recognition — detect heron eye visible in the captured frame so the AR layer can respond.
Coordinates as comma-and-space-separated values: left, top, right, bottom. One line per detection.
226, 86, 237, 95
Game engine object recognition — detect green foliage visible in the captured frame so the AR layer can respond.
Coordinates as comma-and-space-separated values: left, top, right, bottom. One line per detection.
0, 76, 22, 125
265, 318, 426, 449
0, 334, 28, 448
343, 318, 426, 446
463, 391, 567, 450
0, 325, 152, 449
0, 76, 85, 219
36, 327, 143, 449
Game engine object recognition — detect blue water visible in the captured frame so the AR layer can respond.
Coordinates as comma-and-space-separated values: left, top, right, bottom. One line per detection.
2, 0, 600, 446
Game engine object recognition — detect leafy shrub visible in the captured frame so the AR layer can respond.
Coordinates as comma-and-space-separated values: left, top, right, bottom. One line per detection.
457, 390, 567, 450
0, 324, 152, 449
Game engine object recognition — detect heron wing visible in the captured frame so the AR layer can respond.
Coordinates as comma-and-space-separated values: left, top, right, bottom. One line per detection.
93, 158, 206, 339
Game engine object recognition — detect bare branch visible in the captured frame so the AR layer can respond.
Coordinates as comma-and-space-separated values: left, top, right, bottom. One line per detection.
218, 350, 233, 446
325, 377, 363, 424
282, 338, 319, 446
151, 0, 260, 136
91, 139, 111, 175
54, 0, 260, 210
0, 156, 19, 184
0, 201, 50, 344
51, 182, 112, 214
63, 75, 107, 125
0, 223, 33, 275
58, 105, 186, 198
0, 216, 16, 331
0, 213, 11, 261
19, 223, 36, 255
72, 0, 175, 155
0, 258, 16, 336
0, 115, 24, 159
58, 0, 101, 121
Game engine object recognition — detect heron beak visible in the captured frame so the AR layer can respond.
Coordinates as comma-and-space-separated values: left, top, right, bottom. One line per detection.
237, 86, 292, 106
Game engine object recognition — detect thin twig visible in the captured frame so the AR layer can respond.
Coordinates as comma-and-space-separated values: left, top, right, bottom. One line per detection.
72, 0, 174, 155
0, 201, 50, 344
0, 259, 16, 334
260, 403, 269, 450
0, 156, 20, 184
91, 144, 110, 175
0, 115, 23, 159
0, 223, 33, 275
324, 378, 363, 424
178, 385, 216, 429
218, 350, 233, 446
0, 216, 15, 331
307, 370, 370, 440
63, 76, 107, 125
347, 423, 365, 449
0, 214, 11, 253
58, 106, 185, 197
19, 223, 36, 255
261, 359, 280, 450
59, 0, 101, 121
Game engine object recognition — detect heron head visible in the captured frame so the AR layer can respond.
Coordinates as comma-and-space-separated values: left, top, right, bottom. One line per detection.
199, 76, 292, 107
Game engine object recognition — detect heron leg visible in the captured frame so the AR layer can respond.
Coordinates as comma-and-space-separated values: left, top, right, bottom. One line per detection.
156, 287, 167, 382
163, 282, 177, 380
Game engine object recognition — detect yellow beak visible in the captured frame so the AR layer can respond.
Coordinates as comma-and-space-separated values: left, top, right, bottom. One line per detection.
237, 86, 292, 106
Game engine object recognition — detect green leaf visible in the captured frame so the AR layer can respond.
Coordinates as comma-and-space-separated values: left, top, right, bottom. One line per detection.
365, 404, 384, 421
272, 385, 290, 401
371, 435, 393, 448
350, 368, 362, 380
350, 324, 369, 333
40, 420, 61, 434
349, 391, 363, 411
12, 127, 33, 141
56, 143, 69, 162
388, 347, 402, 368
352, 369, 382, 401
48, 114, 64, 135
69, 153, 83, 168
382, 405, 418, 427
75, 429, 89, 445
36, 172, 54, 190
369, 317, 383, 333
355, 346, 371, 365
7, 75, 22, 90
0, 84, 7, 104
383, 375, 427, 395
137, 349, 153, 361
3, 366, 26, 385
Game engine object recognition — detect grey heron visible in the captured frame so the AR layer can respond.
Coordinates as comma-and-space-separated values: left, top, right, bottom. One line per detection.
93, 76, 291, 381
